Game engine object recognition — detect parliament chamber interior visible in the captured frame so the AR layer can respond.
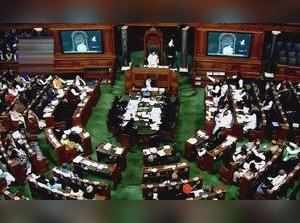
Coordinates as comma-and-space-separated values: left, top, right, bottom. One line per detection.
1, 23, 300, 200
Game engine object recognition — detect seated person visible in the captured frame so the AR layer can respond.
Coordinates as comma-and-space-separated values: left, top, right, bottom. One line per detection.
9, 110, 26, 128
70, 185, 84, 197
52, 75, 66, 97
145, 78, 152, 90
12, 98, 26, 114
19, 73, 32, 84
0, 164, 15, 186
232, 144, 249, 163
213, 109, 233, 134
83, 185, 95, 199
261, 99, 274, 111
37, 75, 52, 86
5, 85, 18, 104
61, 135, 83, 153
52, 75, 65, 90
147, 51, 159, 68
10, 147, 32, 176
74, 75, 92, 93
68, 86, 82, 104
242, 111, 258, 133
282, 142, 300, 162
233, 152, 266, 183
26, 109, 46, 130
60, 127, 84, 153
257, 169, 287, 194
48, 177, 62, 191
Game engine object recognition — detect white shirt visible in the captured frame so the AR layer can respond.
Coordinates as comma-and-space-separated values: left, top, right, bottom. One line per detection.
147, 53, 159, 67
268, 174, 287, 190
145, 79, 152, 90
244, 113, 257, 130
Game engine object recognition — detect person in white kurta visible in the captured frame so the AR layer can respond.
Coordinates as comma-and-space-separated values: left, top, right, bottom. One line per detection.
147, 52, 159, 67
0, 168, 15, 186
243, 112, 257, 133
268, 170, 287, 191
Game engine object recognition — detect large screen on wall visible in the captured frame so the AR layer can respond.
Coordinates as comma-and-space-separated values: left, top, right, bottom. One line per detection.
60, 30, 103, 54
207, 31, 252, 58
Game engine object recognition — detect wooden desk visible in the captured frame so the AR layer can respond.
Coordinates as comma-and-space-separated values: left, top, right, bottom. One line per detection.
96, 143, 127, 170
198, 135, 237, 172
1, 190, 29, 200
72, 82, 101, 127
125, 67, 178, 96
185, 187, 226, 200
143, 162, 190, 184
143, 145, 180, 166
73, 155, 121, 186
184, 130, 209, 161
52, 167, 111, 200
239, 144, 284, 199
45, 128, 92, 164
142, 176, 202, 200
0, 141, 27, 184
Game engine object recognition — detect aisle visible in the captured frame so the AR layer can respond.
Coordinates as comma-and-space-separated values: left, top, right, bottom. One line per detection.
85, 72, 144, 200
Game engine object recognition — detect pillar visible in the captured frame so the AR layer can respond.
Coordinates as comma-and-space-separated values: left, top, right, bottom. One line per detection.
121, 25, 129, 67
267, 30, 281, 73
180, 26, 190, 72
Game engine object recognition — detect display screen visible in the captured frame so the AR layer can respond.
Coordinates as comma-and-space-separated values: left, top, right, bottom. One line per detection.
207, 31, 252, 58
60, 30, 103, 54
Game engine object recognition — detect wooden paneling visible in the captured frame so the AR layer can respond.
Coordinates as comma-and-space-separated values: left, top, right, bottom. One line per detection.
48, 24, 116, 81
192, 26, 265, 85
125, 67, 178, 95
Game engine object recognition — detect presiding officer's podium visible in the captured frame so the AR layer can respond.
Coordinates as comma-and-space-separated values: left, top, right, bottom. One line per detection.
125, 67, 178, 96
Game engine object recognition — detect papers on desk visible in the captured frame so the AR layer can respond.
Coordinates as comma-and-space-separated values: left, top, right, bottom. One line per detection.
151, 168, 158, 173
197, 130, 208, 138
222, 136, 237, 147
157, 150, 166, 157
163, 145, 171, 150
150, 124, 160, 131
83, 132, 90, 138
44, 107, 54, 113
103, 143, 112, 150
207, 71, 225, 76
187, 138, 197, 145
72, 126, 83, 134
115, 147, 124, 155
64, 130, 71, 135
73, 156, 84, 163
150, 147, 158, 153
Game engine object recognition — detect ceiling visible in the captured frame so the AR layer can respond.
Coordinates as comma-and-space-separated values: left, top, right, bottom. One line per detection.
0, 0, 300, 24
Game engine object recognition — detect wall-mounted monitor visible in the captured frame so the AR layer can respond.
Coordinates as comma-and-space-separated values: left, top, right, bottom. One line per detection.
207, 31, 252, 58
60, 30, 103, 54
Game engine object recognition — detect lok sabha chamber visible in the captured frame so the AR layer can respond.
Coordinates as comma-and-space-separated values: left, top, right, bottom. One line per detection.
1, 22, 300, 200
